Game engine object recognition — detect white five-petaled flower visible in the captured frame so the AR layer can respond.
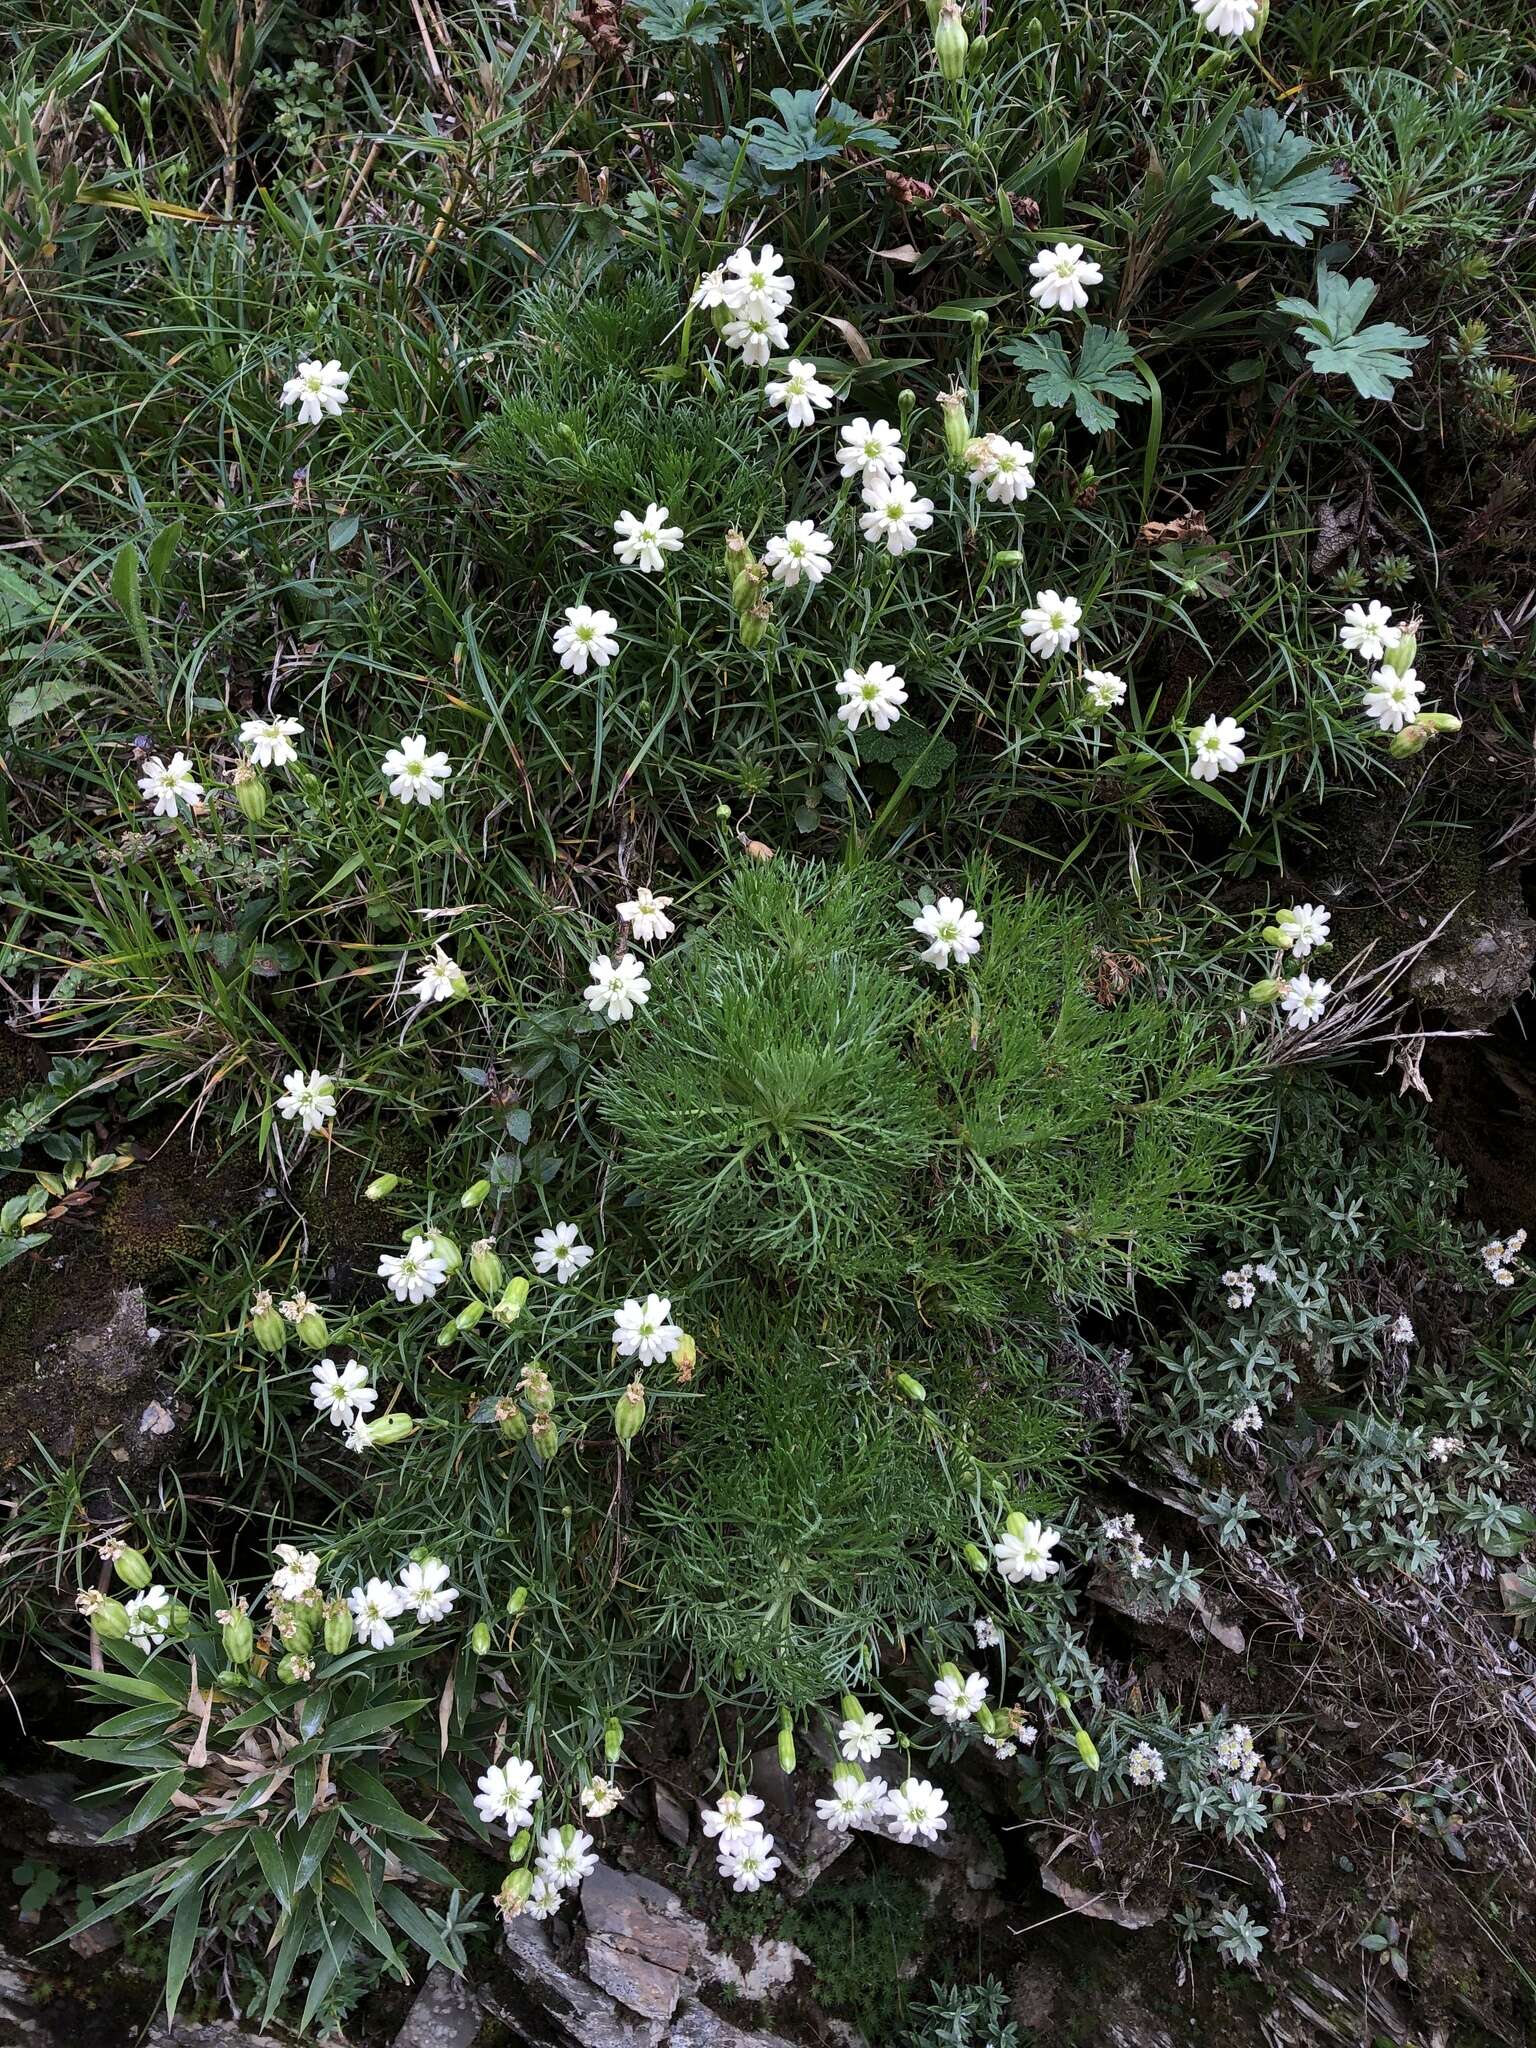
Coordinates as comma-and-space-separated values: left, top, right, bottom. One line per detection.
815, 1771, 889, 1834
310, 1357, 376, 1428
138, 752, 204, 818
719, 1829, 780, 1892
1128, 1740, 1166, 1787
581, 1776, 622, 1817
1277, 902, 1331, 957
535, 1826, 599, 1891
928, 1669, 989, 1724
837, 660, 908, 733
532, 1222, 595, 1284
524, 1874, 566, 1921
723, 243, 795, 318
398, 1556, 458, 1624
837, 417, 905, 488
701, 1789, 765, 1854
412, 946, 466, 1004
239, 715, 303, 769
1020, 589, 1083, 660
348, 1576, 406, 1650
975, 434, 1035, 506
722, 310, 790, 367
1082, 668, 1127, 715
584, 953, 650, 1022
613, 1293, 681, 1367
378, 1235, 449, 1305
475, 1755, 544, 1833
766, 358, 836, 430
553, 604, 621, 676
270, 1545, 321, 1603
886, 1778, 949, 1843
124, 1586, 175, 1650
613, 504, 684, 574
279, 357, 351, 427
912, 895, 984, 971
1361, 666, 1422, 733
1188, 715, 1247, 782
1028, 242, 1103, 313
618, 887, 676, 945
1339, 599, 1403, 664
859, 476, 935, 557
1280, 973, 1332, 1031
1190, 0, 1259, 37
992, 1519, 1062, 1585
838, 1708, 894, 1763
277, 1067, 337, 1134
764, 521, 834, 589
691, 266, 731, 311
381, 733, 451, 806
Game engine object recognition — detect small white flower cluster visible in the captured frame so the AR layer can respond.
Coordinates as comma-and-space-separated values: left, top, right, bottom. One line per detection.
1127, 1739, 1167, 1787
1481, 1230, 1526, 1287
338, 1556, 458, 1650
693, 243, 797, 366
1426, 1433, 1463, 1465
124, 1585, 177, 1650
1229, 1401, 1264, 1437
1270, 903, 1331, 959
822, 1716, 952, 1844
1211, 1722, 1262, 1788
1389, 1312, 1416, 1346
1097, 1513, 1151, 1579
1221, 1259, 1276, 1309
972, 1614, 1001, 1650
702, 1790, 781, 1892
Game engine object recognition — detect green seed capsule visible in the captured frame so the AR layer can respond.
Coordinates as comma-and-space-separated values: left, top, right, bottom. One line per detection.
287, 1613, 314, 1656
277, 1653, 311, 1685
169, 1603, 192, 1634
234, 769, 269, 823
430, 1232, 462, 1275
91, 1598, 132, 1641
113, 1546, 153, 1591
895, 1373, 926, 1403
614, 1381, 646, 1447
249, 1301, 288, 1354
935, 3, 968, 81
739, 604, 771, 651
470, 1243, 504, 1295
495, 1276, 530, 1324
295, 1307, 328, 1350
324, 1603, 354, 1654
222, 1612, 254, 1664
604, 1716, 624, 1763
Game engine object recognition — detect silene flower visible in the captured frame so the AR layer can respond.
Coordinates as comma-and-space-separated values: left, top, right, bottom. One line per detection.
837, 417, 904, 488
886, 1778, 949, 1843
1339, 599, 1403, 663
912, 895, 984, 971
701, 1789, 765, 1854
1275, 902, 1331, 958
378, 1234, 450, 1305
837, 660, 908, 734
617, 887, 676, 945
766, 359, 835, 431
398, 1556, 458, 1624
1188, 715, 1247, 782
239, 715, 303, 769
1280, 973, 1331, 1031
613, 505, 684, 574
837, 1707, 893, 1764
721, 310, 791, 367
584, 953, 650, 1023
1190, 0, 1259, 36
310, 1357, 376, 1427
815, 1770, 889, 1834
1082, 668, 1127, 715
123, 1586, 175, 1650
138, 752, 204, 819
859, 476, 935, 557
553, 605, 621, 676
612, 1293, 682, 1367
581, 1776, 622, 1817
532, 1222, 596, 1284
475, 1755, 544, 1832
723, 243, 795, 318
719, 1829, 780, 1892
277, 1067, 337, 1134
992, 1517, 1062, 1585
974, 434, 1035, 506
1027, 242, 1104, 313
348, 1576, 407, 1650
381, 733, 451, 805
279, 357, 351, 427
764, 521, 835, 589
412, 946, 466, 1004
1361, 666, 1422, 733
524, 1874, 567, 1921
535, 1826, 599, 1892
270, 1545, 321, 1603
928, 1667, 989, 1724
1019, 589, 1083, 661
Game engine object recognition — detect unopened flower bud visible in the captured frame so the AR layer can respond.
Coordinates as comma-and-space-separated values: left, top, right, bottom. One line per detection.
222, 1611, 254, 1664
88, 1596, 132, 1641
1383, 632, 1418, 678
778, 1708, 797, 1775
894, 1372, 926, 1403
841, 1693, 864, 1723
429, 1232, 461, 1275
460, 1178, 491, 1210
324, 1601, 354, 1654
507, 1828, 531, 1864
992, 548, 1024, 568
366, 1412, 416, 1447
963, 1541, 988, 1572
470, 1620, 493, 1655
248, 1291, 287, 1354
1416, 711, 1462, 733
508, 1586, 530, 1617
1248, 978, 1283, 1004
112, 1546, 153, 1591
935, 3, 968, 81
497, 1867, 534, 1917
456, 1299, 486, 1333
364, 1173, 400, 1200
604, 1716, 624, 1763
494, 1275, 530, 1325
614, 1379, 647, 1447
976, 1704, 997, 1735
470, 1240, 504, 1294
1260, 925, 1289, 948
1075, 1725, 1101, 1771
233, 765, 269, 823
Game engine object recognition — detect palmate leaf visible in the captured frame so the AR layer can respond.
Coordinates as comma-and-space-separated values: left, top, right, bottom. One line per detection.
1002, 324, 1148, 433
743, 89, 897, 172
1210, 107, 1356, 245
634, 0, 727, 44
1277, 267, 1426, 402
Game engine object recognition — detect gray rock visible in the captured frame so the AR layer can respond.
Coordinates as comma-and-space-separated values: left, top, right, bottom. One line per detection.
501, 1918, 662, 2048
667, 2001, 801, 2048
0, 1941, 50, 2041
146, 2021, 290, 2047
0, 1769, 128, 1849
394, 1964, 480, 2048
581, 1862, 707, 2024
652, 1782, 692, 1848
700, 1933, 807, 2002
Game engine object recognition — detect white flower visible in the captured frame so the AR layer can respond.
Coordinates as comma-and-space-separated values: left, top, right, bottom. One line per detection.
1213, 1724, 1260, 1783
613, 1293, 681, 1366
279, 357, 351, 427
1361, 666, 1422, 732
1028, 242, 1104, 313
1278, 903, 1331, 958
1191, 0, 1258, 35
553, 604, 621, 676
532, 1222, 595, 1284
585, 953, 650, 1023
524, 1874, 567, 1921
1280, 973, 1331, 1031
412, 946, 466, 1004
535, 1826, 599, 1891
723, 243, 794, 318
692, 266, 730, 310
1128, 1741, 1166, 1788
398, 1557, 458, 1624
1082, 668, 1127, 715
859, 476, 935, 557
1427, 1433, 1463, 1463
378, 1235, 449, 1305
886, 1778, 949, 1844
1339, 600, 1403, 664
311, 1358, 376, 1428
928, 1669, 988, 1724
837, 660, 908, 734
138, 752, 204, 818
581, 1777, 622, 1817
912, 895, 984, 971
344, 1415, 374, 1455
722, 310, 790, 367
764, 521, 834, 589
701, 1790, 765, 1854
1188, 715, 1247, 781
613, 504, 684, 574
277, 1068, 337, 1134
973, 1615, 1001, 1650
985, 1738, 1018, 1760
992, 1519, 1061, 1585
838, 1709, 893, 1764
1230, 1402, 1263, 1436
380, 733, 451, 805
124, 1586, 175, 1650
239, 715, 303, 769
976, 435, 1035, 506
270, 1545, 321, 1603
719, 1829, 780, 1892
837, 417, 905, 488
618, 887, 676, 946
348, 1576, 406, 1650
1020, 588, 1083, 660
1223, 1263, 1256, 1308
1390, 1313, 1416, 1346
1254, 1260, 1278, 1285
475, 1755, 544, 1833
815, 1770, 889, 1834
766, 359, 835, 430
1482, 1230, 1526, 1286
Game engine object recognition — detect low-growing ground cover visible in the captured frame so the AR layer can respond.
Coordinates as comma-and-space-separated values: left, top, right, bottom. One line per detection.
1, 0, 1534, 2041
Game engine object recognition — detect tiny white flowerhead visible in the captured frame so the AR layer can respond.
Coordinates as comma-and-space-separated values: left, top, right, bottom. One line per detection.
1127, 1740, 1166, 1787
814, 1770, 889, 1834
534, 1825, 598, 1891
1277, 902, 1331, 958
270, 1545, 321, 1603
701, 1788, 765, 1853
718, 1827, 780, 1892
976, 434, 1035, 506
581, 1776, 622, 1817
722, 309, 791, 367
1190, 0, 1259, 35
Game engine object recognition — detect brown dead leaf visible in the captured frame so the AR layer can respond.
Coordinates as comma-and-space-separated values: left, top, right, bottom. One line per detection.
1138, 511, 1209, 546
821, 315, 872, 366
